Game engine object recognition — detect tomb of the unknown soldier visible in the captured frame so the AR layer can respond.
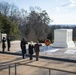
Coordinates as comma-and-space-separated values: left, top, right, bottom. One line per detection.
52, 29, 75, 48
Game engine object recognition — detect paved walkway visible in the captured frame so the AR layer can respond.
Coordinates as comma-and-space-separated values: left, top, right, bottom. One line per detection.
0, 40, 76, 62
0, 40, 76, 75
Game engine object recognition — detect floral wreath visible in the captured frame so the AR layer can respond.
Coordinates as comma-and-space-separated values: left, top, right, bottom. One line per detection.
44, 39, 51, 46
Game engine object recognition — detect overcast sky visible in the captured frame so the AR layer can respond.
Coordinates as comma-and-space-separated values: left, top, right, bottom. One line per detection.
1, 0, 76, 25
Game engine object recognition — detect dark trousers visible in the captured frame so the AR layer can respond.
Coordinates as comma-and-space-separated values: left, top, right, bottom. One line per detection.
35, 52, 39, 61
22, 50, 26, 59
3, 48, 5, 52
22, 53, 25, 59
30, 54, 33, 60
8, 47, 10, 51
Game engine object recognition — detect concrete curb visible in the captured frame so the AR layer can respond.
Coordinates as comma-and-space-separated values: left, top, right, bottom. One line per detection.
0, 51, 76, 63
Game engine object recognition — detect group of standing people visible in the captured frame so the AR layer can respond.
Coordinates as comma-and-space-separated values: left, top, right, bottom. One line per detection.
2, 36, 42, 61
2, 36, 11, 52
20, 38, 42, 61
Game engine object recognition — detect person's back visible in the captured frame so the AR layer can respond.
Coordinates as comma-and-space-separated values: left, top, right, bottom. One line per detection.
29, 44, 34, 54
21, 38, 27, 49
34, 43, 40, 52
28, 41, 34, 60
34, 41, 42, 61
20, 38, 27, 59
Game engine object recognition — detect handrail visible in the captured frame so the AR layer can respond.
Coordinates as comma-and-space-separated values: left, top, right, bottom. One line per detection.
0, 62, 76, 75
17, 63, 76, 74
0, 59, 29, 67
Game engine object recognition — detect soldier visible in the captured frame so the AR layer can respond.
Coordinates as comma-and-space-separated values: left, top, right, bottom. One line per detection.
7, 36, 11, 51
2, 37, 6, 52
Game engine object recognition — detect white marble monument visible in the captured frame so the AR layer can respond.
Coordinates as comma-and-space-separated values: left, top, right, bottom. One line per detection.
52, 29, 75, 48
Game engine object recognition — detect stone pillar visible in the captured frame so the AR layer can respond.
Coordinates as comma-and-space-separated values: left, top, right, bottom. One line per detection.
52, 29, 75, 48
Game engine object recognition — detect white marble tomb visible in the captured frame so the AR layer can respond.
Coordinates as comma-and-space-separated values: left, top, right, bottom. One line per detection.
52, 29, 75, 48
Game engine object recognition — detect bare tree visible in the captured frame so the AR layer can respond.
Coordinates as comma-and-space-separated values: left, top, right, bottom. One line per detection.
23, 7, 51, 41
0, 2, 10, 16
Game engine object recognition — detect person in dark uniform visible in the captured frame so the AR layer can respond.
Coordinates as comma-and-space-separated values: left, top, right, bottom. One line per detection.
28, 41, 34, 60
7, 36, 11, 51
2, 37, 6, 52
34, 41, 42, 61
20, 38, 28, 59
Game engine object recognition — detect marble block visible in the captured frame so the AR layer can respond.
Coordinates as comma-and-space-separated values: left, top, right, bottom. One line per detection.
52, 29, 75, 48
2, 33, 7, 40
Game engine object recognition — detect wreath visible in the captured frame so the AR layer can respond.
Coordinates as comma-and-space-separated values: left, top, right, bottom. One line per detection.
44, 39, 51, 46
